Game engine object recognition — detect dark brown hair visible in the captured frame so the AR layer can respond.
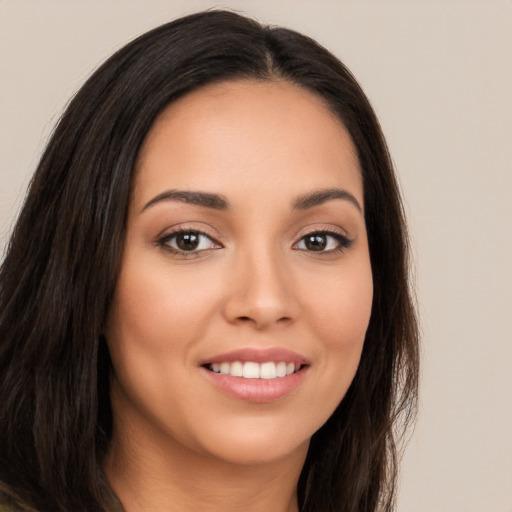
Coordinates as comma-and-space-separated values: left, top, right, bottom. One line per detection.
0, 10, 419, 512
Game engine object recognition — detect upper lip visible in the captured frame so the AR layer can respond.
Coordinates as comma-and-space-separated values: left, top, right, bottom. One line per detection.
200, 347, 309, 366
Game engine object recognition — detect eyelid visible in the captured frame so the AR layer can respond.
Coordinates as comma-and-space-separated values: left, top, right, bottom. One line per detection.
156, 225, 223, 257
293, 225, 354, 253
294, 223, 350, 241
156, 222, 221, 243
154, 223, 353, 258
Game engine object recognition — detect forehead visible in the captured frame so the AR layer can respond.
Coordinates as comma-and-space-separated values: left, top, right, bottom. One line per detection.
133, 79, 362, 208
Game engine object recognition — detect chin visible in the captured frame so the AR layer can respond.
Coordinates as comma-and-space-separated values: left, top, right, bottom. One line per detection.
205, 436, 309, 467
186, 415, 314, 467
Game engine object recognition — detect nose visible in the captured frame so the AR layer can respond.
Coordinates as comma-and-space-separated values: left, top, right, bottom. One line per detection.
222, 246, 300, 330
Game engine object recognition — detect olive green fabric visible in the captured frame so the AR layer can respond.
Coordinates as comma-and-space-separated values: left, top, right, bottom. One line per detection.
0, 485, 124, 512
0, 488, 37, 512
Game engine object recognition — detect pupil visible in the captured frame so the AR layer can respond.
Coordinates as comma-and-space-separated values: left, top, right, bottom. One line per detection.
177, 232, 199, 251
306, 234, 326, 251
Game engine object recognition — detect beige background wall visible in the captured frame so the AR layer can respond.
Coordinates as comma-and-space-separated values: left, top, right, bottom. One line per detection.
1, 1, 511, 511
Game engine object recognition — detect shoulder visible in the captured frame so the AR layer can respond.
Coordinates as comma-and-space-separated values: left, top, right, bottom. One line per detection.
0, 482, 123, 512
0, 489, 37, 512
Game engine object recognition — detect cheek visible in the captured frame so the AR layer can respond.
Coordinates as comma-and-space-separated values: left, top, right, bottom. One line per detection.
107, 259, 222, 356
308, 259, 373, 349
301, 256, 373, 411
104, 260, 223, 438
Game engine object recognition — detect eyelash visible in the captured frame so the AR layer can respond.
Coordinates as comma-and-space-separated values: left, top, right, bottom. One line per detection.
157, 228, 220, 258
294, 230, 354, 254
156, 228, 353, 258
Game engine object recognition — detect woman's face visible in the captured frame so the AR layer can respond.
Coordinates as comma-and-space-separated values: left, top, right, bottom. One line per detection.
105, 80, 373, 466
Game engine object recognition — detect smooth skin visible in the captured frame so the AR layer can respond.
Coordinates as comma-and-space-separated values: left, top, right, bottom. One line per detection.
103, 80, 373, 512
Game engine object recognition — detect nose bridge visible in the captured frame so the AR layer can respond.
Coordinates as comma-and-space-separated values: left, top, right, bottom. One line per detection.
223, 236, 298, 328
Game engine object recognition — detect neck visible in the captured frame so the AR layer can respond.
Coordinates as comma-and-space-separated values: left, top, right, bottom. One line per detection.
103, 415, 308, 512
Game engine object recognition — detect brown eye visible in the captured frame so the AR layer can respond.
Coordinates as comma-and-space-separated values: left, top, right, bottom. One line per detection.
304, 234, 327, 251
294, 231, 353, 253
161, 230, 219, 253
176, 232, 201, 251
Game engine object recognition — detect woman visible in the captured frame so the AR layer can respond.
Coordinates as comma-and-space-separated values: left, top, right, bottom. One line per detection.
0, 10, 419, 512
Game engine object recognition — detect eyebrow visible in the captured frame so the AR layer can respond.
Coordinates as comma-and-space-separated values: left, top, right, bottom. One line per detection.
141, 187, 362, 214
141, 190, 230, 213
292, 188, 362, 213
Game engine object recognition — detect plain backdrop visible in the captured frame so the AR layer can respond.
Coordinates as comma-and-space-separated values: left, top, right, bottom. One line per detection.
1, 1, 511, 511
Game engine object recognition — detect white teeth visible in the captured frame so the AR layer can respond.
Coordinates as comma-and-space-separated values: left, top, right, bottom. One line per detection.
276, 361, 287, 377
260, 362, 277, 379
243, 361, 260, 379
230, 361, 243, 377
208, 361, 300, 379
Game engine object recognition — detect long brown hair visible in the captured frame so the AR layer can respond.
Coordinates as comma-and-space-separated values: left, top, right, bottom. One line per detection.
0, 10, 419, 512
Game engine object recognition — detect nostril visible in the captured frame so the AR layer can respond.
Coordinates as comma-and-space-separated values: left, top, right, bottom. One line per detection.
234, 314, 293, 329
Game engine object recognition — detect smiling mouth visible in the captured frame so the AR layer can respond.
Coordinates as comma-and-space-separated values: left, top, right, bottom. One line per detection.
204, 361, 305, 379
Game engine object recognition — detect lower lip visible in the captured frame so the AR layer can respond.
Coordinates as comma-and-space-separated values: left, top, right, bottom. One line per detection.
201, 367, 308, 403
